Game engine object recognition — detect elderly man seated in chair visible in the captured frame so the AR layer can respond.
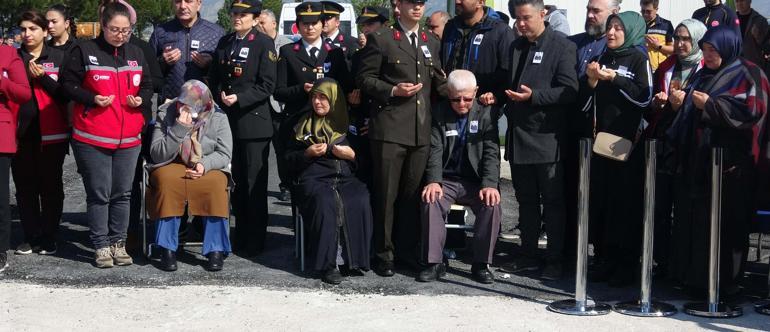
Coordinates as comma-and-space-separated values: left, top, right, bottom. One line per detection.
419, 70, 502, 284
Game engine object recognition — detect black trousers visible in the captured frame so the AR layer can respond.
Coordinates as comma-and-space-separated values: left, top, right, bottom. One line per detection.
0, 154, 11, 252
511, 162, 566, 262
271, 113, 290, 190
370, 140, 428, 263
232, 138, 271, 254
11, 141, 68, 245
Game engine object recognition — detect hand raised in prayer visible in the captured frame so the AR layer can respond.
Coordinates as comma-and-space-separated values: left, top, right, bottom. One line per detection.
305, 143, 328, 158
331, 145, 355, 161
691, 90, 710, 110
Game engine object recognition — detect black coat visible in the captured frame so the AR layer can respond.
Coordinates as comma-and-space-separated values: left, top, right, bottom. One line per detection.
209, 28, 277, 140
503, 27, 578, 164
356, 23, 447, 147
324, 32, 360, 69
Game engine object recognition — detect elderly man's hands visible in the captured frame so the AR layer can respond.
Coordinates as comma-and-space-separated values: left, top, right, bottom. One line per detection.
479, 187, 500, 206
421, 183, 443, 204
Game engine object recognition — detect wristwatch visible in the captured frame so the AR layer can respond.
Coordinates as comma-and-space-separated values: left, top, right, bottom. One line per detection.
657, 45, 663, 51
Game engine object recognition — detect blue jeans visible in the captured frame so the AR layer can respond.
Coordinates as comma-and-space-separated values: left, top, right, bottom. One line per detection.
72, 140, 140, 249
155, 216, 231, 256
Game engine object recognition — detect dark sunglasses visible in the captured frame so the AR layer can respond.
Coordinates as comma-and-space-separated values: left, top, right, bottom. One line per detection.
449, 97, 474, 103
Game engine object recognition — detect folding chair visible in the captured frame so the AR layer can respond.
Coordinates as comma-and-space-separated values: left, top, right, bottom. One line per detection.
291, 184, 305, 272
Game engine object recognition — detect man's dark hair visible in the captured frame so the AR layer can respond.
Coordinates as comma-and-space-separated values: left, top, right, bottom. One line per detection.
509, 0, 545, 10
640, 0, 659, 8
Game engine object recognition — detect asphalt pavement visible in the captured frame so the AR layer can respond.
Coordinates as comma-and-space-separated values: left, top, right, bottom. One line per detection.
2, 147, 770, 330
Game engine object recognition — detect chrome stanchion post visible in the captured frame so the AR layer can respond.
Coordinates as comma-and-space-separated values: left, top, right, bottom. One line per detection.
614, 140, 677, 317
683, 147, 743, 318
548, 138, 611, 316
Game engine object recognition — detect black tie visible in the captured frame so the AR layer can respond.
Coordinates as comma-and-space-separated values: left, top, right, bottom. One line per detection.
310, 47, 319, 62
409, 32, 417, 48
324, 37, 332, 45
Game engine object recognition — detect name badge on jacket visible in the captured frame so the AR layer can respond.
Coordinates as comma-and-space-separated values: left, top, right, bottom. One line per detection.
446, 129, 458, 137
239, 47, 249, 59
421, 45, 432, 58
473, 34, 484, 45
533, 52, 543, 64
469, 120, 479, 133
191, 40, 200, 50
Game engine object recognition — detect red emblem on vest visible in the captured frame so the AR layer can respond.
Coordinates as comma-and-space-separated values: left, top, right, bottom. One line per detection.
127, 60, 138, 67
421, 32, 428, 42
393, 30, 401, 41
42, 62, 54, 69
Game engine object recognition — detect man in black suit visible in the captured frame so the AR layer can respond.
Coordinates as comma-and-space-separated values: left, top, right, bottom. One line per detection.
356, 0, 447, 277
419, 70, 501, 284
208, 0, 277, 257
274, 2, 352, 147
320, 1, 359, 67
490, 0, 578, 280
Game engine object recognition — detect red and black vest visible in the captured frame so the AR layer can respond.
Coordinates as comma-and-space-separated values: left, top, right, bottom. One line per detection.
72, 40, 145, 149
34, 51, 69, 145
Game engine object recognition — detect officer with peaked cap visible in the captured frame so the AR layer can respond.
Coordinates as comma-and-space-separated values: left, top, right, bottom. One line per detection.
208, 0, 277, 256
320, 1, 359, 66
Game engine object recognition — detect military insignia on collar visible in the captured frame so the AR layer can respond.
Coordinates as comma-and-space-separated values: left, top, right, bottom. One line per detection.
338, 34, 344, 42
248, 34, 255, 41
268, 50, 279, 62
293, 43, 301, 52
323, 43, 332, 51
393, 30, 401, 41
421, 32, 428, 42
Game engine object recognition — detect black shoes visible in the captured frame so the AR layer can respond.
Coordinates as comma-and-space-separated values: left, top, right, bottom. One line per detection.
206, 251, 224, 271
500, 256, 540, 273
471, 263, 495, 284
158, 248, 177, 272
375, 260, 395, 277
322, 267, 344, 285
417, 263, 447, 282
541, 262, 563, 281
279, 186, 292, 202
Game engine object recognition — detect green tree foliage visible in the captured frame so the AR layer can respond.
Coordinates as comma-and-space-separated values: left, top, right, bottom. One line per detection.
351, 0, 390, 17
217, 0, 282, 34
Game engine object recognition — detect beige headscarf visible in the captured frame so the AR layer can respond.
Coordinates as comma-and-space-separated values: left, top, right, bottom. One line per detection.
294, 78, 349, 146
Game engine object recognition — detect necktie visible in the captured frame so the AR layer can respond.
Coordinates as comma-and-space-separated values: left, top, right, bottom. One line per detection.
324, 37, 332, 45
409, 32, 417, 48
310, 47, 319, 62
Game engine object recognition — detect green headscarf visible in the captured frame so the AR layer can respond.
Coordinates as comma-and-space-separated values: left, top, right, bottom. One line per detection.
294, 78, 349, 146
607, 11, 646, 54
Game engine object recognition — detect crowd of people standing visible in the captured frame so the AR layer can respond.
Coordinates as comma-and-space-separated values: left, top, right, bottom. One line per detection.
0, 0, 769, 298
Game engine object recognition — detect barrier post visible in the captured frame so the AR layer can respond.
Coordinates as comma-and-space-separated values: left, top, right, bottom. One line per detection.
548, 138, 611, 316
614, 140, 677, 317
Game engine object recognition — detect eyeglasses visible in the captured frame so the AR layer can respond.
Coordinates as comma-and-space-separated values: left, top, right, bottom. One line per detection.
106, 26, 132, 35
449, 97, 474, 103
673, 36, 692, 42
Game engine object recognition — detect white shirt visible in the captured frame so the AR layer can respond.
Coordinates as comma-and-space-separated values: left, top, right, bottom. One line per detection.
325, 29, 340, 43
302, 38, 323, 58
398, 19, 420, 46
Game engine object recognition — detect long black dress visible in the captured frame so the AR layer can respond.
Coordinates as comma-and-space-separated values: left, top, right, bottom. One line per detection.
286, 138, 373, 271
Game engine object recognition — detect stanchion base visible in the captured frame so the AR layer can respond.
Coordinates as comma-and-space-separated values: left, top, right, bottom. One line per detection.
613, 301, 677, 317
548, 299, 612, 316
683, 302, 742, 318
754, 300, 770, 315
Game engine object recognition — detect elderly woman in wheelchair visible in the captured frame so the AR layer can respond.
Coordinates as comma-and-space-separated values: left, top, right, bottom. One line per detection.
147, 80, 233, 272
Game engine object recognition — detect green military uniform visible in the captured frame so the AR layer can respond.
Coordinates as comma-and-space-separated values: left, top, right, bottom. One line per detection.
356, 20, 447, 272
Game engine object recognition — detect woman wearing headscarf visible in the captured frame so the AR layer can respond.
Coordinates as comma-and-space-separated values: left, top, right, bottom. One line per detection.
12, 10, 70, 256
0, 44, 32, 272
645, 18, 707, 278
148, 80, 233, 272
667, 26, 770, 295
583, 11, 652, 287
286, 78, 372, 285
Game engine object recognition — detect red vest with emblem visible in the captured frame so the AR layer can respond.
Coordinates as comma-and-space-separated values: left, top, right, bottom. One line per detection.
72, 40, 144, 149
34, 60, 69, 145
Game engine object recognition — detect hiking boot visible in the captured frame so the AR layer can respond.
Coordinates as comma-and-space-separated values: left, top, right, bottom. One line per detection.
95, 247, 114, 268
0, 252, 8, 272
110, 241, 133, 266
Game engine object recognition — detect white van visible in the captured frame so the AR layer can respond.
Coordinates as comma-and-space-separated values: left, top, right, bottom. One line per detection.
278, 1, 358, 39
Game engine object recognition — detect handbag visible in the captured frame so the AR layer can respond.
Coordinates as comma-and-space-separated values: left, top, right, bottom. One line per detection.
591, 93, 635, 162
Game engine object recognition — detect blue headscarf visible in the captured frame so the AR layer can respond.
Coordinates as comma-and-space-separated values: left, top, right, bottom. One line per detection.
698, 25, 742, 68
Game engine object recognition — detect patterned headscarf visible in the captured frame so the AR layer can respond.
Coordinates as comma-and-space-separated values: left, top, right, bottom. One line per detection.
294, 78, 349, 146
177, 80, 214, 167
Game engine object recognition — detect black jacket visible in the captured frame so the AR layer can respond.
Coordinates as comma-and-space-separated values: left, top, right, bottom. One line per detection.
503, 26, 578, 164
425, 100, 500, 189
356, 23, 448, 146
209, 28, 277, 140
582, 47, 652, 141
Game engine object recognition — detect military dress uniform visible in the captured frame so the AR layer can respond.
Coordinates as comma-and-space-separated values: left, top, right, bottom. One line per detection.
274, 3, 352, 164
208, 2, 277, 256
321, 1, 360, 67
356, 19, 447, 275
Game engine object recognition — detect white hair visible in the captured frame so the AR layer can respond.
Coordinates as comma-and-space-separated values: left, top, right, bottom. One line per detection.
447, 70, 477, 92
609, 0, 622, 10
261, 9, 277, 23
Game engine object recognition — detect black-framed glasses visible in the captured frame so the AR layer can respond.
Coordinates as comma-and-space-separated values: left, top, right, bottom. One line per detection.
449, 97, 474, 103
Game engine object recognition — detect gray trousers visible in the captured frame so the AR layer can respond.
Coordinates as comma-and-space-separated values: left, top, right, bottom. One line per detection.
511, 162, 565, 262
420, 178, 501, 264
72, 140, 141, 249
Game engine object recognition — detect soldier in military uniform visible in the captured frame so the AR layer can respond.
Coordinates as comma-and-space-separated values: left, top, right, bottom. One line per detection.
349, 6, 390, 188
274, 1, 352, 152
208, 0, 277, 257
356, 0, 447, 277
320, 1, 359, 67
